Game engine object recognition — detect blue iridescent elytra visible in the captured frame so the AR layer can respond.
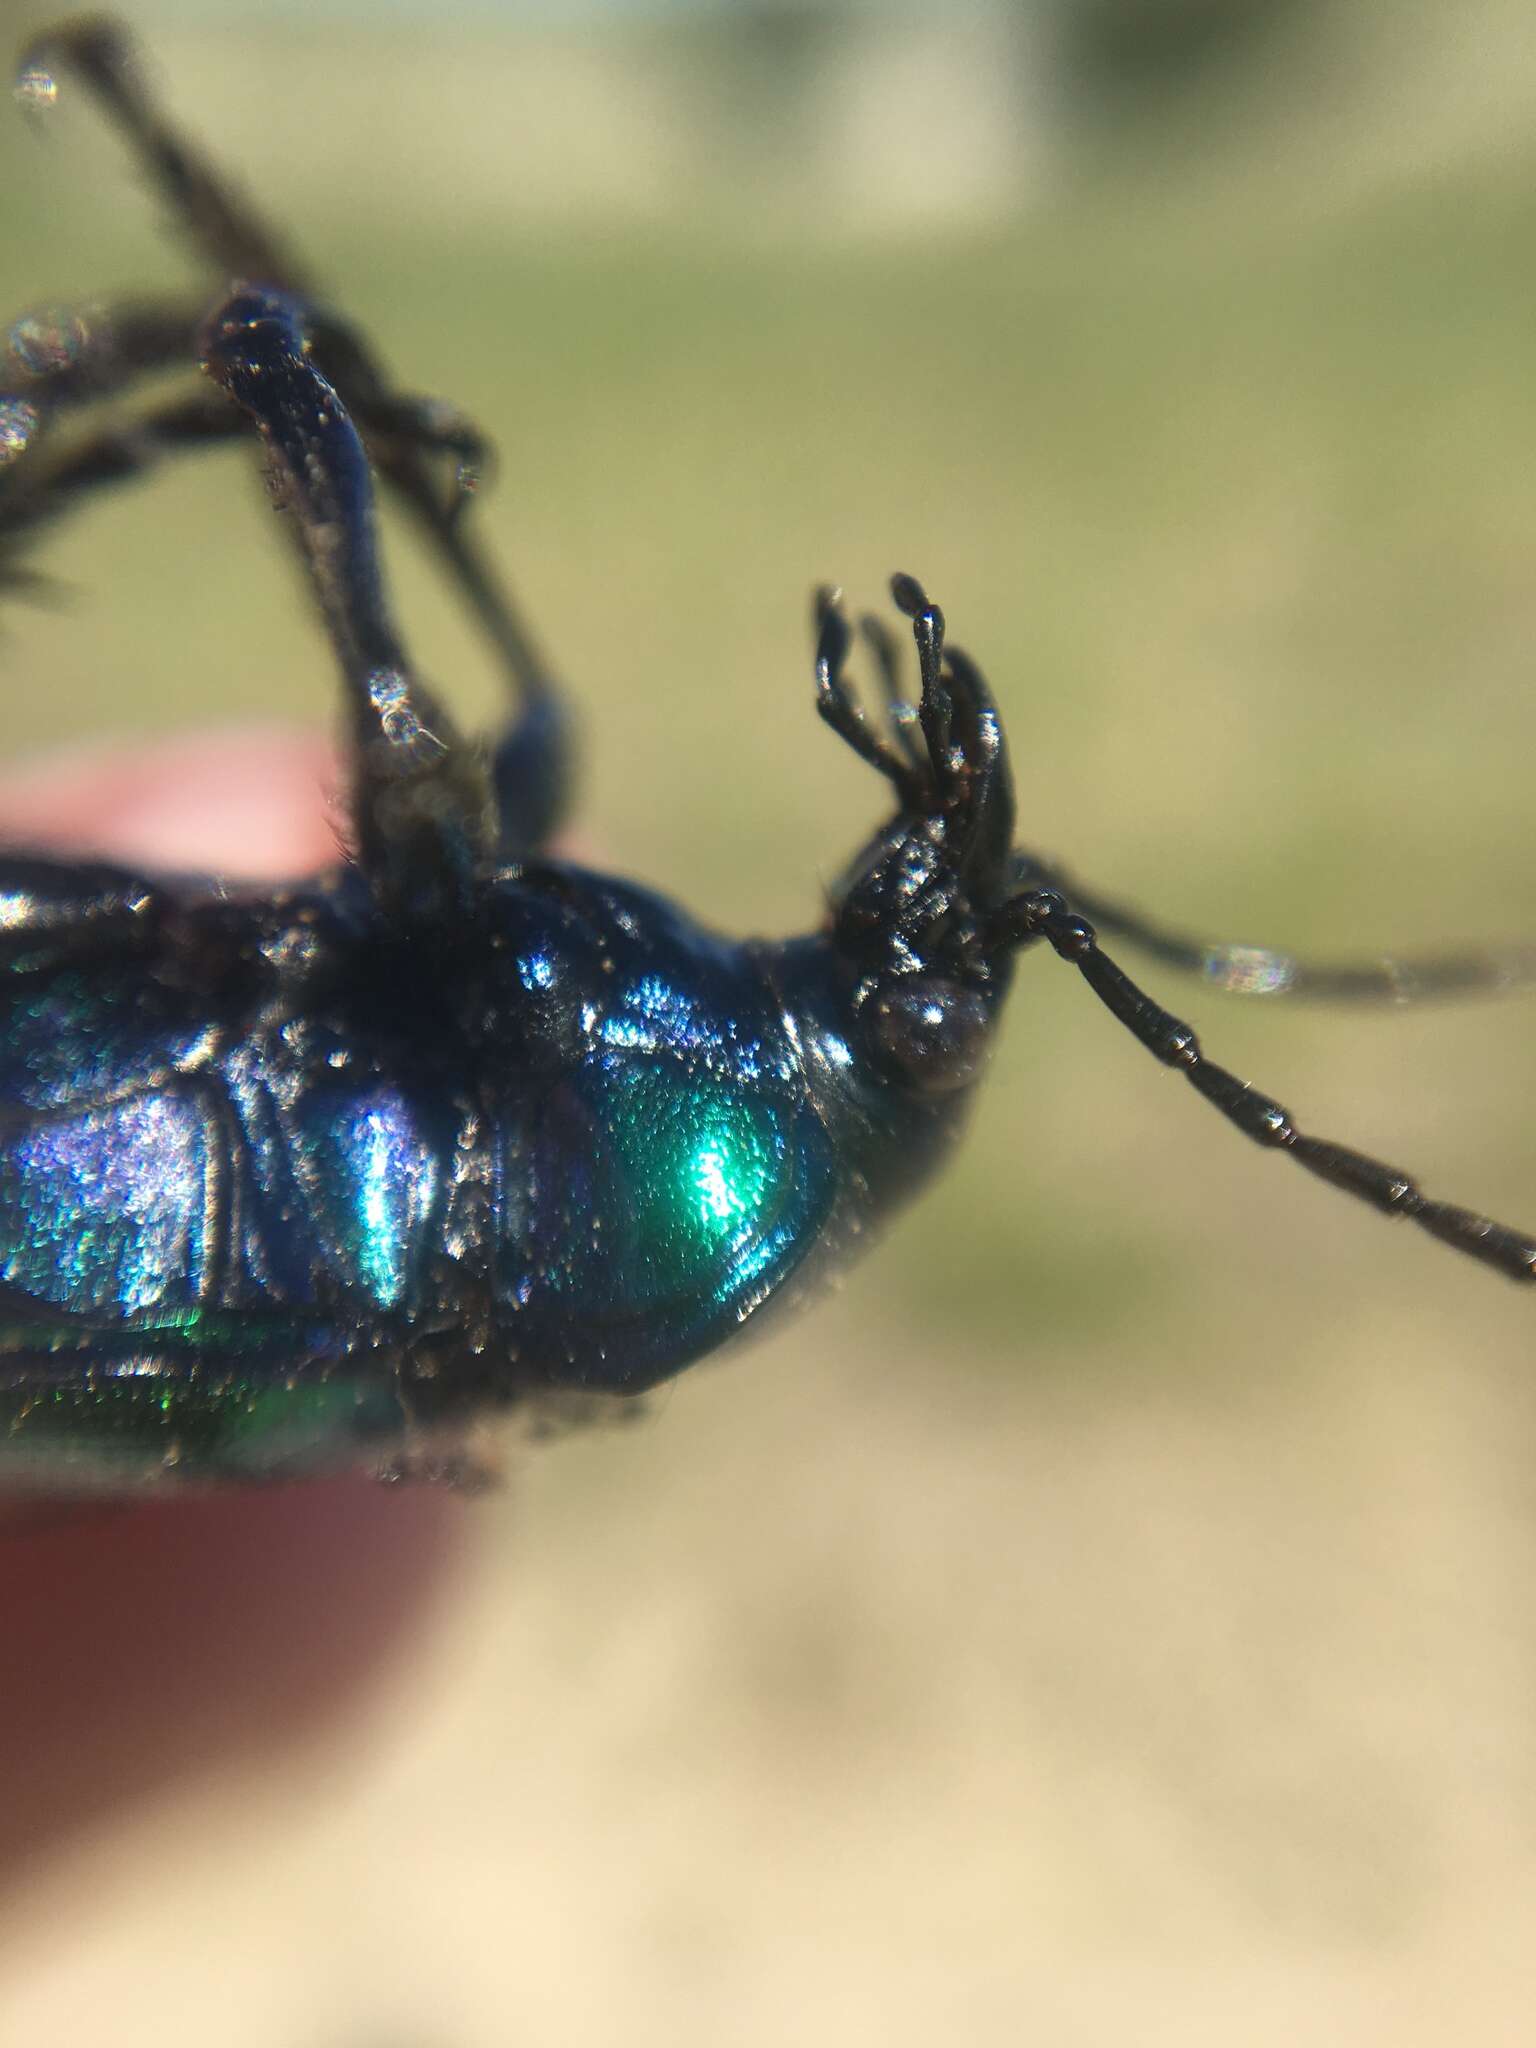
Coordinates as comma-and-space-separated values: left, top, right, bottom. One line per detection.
4, 24, 1534, 1488
0, 851, 884, 1484
0, 25, 1012, 1492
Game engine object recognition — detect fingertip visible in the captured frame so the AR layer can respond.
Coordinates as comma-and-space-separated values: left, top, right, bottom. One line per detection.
0, 727, 339, 875
0, 1478, 468, 1875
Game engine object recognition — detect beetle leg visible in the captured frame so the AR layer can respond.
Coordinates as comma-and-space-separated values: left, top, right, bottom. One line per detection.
275, 308, 573, 853
3, 301, 201, 414
18, 21, 311, 297
0, 388, 241, 587
18, 19, 576, 855
856, 609, 927, 776
202, 287, 491, 918
0, 379, 493, 574
995, 887, 1536, 1282
888, 573, 1016, 898
0, 308, 574, 856
814, 585, 925, 801
813, 576, 1018, 901
1, 294, 490, 521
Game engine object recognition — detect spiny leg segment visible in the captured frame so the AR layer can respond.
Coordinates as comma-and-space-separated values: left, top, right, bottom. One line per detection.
819, 566, 1536, 1010
0, 295, 491, 536
817, 574, 1015, 891
201, 288, 487, 916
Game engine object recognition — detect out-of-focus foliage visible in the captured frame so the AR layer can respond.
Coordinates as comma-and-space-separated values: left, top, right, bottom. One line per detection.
1049, 0, 1325, 109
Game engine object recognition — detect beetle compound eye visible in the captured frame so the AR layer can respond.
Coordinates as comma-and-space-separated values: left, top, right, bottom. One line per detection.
866, 978, 992, 1095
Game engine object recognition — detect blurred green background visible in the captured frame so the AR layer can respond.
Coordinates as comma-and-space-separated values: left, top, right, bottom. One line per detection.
5, 1, 1536, 2041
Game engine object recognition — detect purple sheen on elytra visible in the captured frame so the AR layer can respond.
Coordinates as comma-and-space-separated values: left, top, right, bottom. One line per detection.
0, 1093, 208, 1316
0, 973, 208, 1110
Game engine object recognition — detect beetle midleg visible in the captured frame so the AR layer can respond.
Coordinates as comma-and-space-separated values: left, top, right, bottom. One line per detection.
203, 286, 491, 919
0, 298, 491, 547
21, 19, 577, 856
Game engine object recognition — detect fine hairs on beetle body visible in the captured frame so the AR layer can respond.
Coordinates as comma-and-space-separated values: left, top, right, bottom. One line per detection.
0, 19, 1532, 1493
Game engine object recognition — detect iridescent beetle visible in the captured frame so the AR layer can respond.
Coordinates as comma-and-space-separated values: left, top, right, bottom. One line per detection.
0, 21, 1532, 1490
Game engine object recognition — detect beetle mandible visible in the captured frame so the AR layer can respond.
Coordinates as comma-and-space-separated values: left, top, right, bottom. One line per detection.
0, 18, 1531, 1490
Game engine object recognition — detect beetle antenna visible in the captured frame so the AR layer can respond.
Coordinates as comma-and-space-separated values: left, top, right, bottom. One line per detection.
991, 886, 1536, 1282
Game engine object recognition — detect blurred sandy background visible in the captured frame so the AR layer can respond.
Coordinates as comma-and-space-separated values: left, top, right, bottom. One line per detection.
4, 1, 1536, 2041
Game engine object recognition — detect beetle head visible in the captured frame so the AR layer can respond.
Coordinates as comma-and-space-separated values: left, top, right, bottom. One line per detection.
812, 573, 1019, 1101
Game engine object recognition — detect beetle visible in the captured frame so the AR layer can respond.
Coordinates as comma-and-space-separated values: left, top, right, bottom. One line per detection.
0, 19, 1531, 1492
